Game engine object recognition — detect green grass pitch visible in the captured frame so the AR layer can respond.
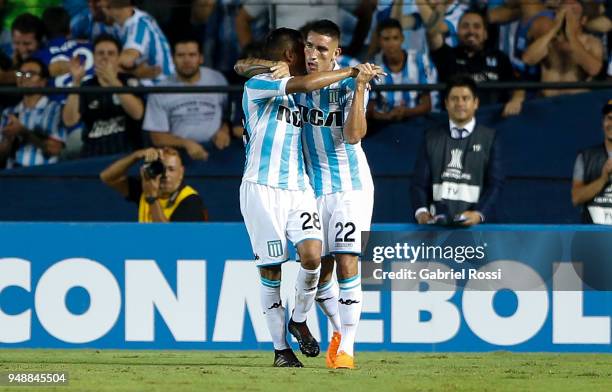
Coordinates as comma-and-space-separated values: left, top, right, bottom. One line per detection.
1, 350, 611, 391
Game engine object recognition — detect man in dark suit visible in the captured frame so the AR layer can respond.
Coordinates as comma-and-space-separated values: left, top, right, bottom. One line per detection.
411, 75, 504, 226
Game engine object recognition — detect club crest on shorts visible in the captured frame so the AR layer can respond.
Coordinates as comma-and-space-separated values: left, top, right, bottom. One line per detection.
267, 240, 283, 257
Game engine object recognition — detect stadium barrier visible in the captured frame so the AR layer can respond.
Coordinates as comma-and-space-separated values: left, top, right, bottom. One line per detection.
0, 223, 610, 352
0, 81, 610, 95
0, 90, 610, 223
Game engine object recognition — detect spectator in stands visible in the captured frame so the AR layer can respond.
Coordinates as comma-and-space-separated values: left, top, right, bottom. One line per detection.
236, 0, 375, 57
367, 18, 436, 123
187, 0, 242, 78
143, 36, 229, 161
3, 0, 60, 32
100, 146, 208, 222
37, 6, 95, 88
522, 0, 603, 96
417, 0, 470, 48
488, 0, 555, 82
0, 58, 65, 168
230, 41, 263, 140
584, 2, 611, 35
62, 34, 144, 157
71, 0, 116, 41
386, 0, 428, 54
11, 13, 44, 66
103, 0, 175, 82
571, 100, 612, 225
411, 75, 503, 226
428, 9, 524, 116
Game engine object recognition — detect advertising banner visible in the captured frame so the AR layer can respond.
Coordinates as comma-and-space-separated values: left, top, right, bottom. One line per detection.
0, 223, 610, 352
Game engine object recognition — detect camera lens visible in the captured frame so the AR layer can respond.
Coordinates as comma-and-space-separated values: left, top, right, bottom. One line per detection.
143, 159, 165, 179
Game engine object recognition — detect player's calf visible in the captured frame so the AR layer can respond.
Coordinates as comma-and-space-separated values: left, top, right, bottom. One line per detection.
336, 254, 362, 362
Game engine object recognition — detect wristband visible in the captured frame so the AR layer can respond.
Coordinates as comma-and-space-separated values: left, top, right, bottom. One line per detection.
145, 196, 157, 205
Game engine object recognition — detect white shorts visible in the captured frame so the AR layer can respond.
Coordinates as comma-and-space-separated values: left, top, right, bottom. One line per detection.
317, 187, 374, 257
240, 181, 323, 267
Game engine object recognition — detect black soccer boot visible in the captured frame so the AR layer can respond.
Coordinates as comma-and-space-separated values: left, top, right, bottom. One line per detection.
288, 318, 320, 357
273, 348, 304, 367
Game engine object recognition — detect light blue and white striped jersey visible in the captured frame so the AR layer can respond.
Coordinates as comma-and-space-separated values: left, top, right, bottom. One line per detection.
372, 50, 437, 112
443, 1, 470, 48
0, 97, 65, 168
114, 8, 175, 83
296, 65, 372, 197
242, 73, 307, 191
70, 9, 116, 41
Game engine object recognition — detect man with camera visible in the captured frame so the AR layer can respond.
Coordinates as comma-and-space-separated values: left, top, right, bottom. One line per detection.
100, 147, 208, 222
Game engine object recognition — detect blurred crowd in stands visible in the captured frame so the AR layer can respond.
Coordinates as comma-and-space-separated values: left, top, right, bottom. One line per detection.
0, 0, 610, 169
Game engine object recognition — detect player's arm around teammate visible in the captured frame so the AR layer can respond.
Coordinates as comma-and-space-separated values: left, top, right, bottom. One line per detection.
343, 63, 379, 144
235, 57, 385, 94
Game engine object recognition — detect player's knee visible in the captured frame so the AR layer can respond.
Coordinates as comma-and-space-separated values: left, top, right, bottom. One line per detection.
259, 265, 281, 281
297, 240, 322, 269
335, 254, 359, 279
299, 249, 321, 269
300, 254, 321, 270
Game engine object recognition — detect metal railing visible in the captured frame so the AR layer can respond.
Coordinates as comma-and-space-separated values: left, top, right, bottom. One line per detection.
1, 81, 611, 95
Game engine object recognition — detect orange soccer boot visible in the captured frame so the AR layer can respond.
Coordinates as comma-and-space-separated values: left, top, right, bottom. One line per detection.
326, 331, 342, 368
333, 350, 355, 369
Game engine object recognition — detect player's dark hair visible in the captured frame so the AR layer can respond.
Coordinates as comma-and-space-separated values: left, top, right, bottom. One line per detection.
376, 18, 402, 35
301, 19, 341, 42
11, 13, 44, 43
107, 0, 133, 7
93, 34, 122, 52
42, 7, 71, 39
444, 74, 479, 99
239, 41, 265, 60
20, 57, 50, 79
264, 28, 303, 61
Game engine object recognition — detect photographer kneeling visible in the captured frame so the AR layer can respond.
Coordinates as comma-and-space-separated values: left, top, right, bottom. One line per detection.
100, 147, 208, 222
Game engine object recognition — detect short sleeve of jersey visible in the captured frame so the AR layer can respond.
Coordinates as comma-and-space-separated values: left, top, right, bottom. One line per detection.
142, 94, 169, 132
244, 74, 292, 100
341, 77, 368, 123
123, 18, 147, 54
573, 153, 585, 182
